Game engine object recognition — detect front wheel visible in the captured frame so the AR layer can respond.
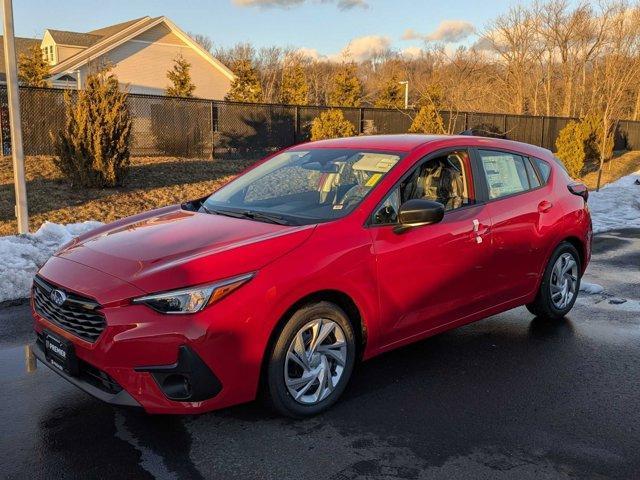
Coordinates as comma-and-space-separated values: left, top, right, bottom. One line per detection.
265, 302, 356, 418
526, 242, 581, 320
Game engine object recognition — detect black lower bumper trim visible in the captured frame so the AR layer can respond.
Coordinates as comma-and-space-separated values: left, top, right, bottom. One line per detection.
135, 345, 222, 402
32, 341, 141, 408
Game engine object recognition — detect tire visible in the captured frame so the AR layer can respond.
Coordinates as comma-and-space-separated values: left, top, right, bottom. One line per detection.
526, 242, 582, 320
265, 301, 356, 418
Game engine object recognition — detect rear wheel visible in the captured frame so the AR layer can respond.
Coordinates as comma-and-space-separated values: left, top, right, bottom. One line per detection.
526, 242, 581, 320
265, 302, 356, 418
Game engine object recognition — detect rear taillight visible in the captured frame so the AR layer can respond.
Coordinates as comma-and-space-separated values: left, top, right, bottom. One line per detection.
568, 182, 589, 201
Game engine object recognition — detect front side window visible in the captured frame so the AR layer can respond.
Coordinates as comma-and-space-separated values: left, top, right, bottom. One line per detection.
479, 150, 530, 199
202, 149, 403, 225
372, 149, 472, 225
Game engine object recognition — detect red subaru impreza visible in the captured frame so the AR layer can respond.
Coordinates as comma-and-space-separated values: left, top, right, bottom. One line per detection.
32, 135, 592, 417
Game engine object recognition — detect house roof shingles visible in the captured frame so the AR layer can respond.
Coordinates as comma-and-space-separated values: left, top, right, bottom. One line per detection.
89, 17, 148, 37
47, 30, 102, 47
0, 16, 234, 83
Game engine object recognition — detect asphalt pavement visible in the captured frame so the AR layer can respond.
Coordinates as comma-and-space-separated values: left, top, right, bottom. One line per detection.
1, 229, 639, 480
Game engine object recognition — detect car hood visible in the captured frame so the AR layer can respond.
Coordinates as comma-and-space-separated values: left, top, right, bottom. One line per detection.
55, 205, 315, 293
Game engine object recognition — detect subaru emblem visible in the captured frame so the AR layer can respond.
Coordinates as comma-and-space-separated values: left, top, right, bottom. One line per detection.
50, 289, 67, 306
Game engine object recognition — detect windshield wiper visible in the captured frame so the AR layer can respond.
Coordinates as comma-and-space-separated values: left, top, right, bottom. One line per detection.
237, 210, 291, 225
199, 203, 215, 215
201, 205, 291, 225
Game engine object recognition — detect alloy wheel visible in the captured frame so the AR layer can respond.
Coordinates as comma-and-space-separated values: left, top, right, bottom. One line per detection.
550, 252, 578, 309
284, 318, 347, 405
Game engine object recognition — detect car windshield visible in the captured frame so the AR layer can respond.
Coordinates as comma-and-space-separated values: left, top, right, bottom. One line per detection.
201, 149, 404, 225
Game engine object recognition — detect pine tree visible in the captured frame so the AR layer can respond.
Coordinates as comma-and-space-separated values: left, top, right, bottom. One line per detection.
18, 45, 50, 87
166, 54, 196, 97
409, 105, 446, 134
280, 62, 308, 105
310, 109, 356, 141
53, 68, 132, 187
226, 59, 263, 103
375, 75, 404, 109
328, 63, 362, 107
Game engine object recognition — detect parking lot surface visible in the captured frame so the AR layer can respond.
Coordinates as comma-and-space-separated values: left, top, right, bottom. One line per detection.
1, 229, 639, 480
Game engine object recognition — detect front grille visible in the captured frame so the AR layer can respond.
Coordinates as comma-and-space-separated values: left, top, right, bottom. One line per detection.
36, 333, 123, 394
32, 276, 106, 343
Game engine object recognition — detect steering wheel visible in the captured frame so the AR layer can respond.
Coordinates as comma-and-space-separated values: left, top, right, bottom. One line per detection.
340, 185, 369, 209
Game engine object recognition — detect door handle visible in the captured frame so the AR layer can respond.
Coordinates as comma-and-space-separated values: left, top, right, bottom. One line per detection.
538, 200, 553, 213
471, 219, 490, 244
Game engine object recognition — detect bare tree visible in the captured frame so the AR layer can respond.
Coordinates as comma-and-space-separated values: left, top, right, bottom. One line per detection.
482, 5, 541, 114
189, 32, 213, 53
590, 2, 640, 189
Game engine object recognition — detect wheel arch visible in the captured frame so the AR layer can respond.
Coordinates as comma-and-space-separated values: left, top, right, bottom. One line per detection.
258, 289, 367, 391
561, 236, 586, 273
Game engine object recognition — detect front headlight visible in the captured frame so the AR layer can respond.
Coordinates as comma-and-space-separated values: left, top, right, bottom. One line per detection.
133, 272, 255, 314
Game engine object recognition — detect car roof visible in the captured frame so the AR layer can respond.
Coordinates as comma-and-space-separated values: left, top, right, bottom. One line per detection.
297, 134, 444, 152
296, 134, 553, 159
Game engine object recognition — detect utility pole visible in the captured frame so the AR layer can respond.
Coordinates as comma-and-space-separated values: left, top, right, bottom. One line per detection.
2, 0, 29, 233
399, 80, 409, 109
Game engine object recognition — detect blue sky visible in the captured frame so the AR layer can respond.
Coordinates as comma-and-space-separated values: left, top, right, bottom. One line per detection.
8, 0, 534, 57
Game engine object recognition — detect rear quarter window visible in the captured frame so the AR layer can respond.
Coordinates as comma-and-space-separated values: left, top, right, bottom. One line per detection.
534, 158, 552, 183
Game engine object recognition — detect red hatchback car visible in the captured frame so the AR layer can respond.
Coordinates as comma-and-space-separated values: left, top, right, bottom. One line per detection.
32, 135, 592, 417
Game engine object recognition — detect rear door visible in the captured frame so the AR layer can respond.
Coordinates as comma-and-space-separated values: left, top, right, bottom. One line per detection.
473, 149, 562, 304
369, 148, 495, 348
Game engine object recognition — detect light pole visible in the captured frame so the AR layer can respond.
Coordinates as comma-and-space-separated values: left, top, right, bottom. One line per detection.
2, 0, 29, 233
399, 80, 409, 109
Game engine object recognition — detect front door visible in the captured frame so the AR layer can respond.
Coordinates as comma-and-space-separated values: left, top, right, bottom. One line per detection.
368, 149, 495, 348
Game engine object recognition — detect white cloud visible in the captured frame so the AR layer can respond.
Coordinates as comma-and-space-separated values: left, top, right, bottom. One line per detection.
401, 46, 423, 59
233, 0, 368, 9
402, 20, 475, 44
472, 36, 494, 52
401, 28, 422, 41
336, 35, 391, 62
335, 0, 368, 10
297, 47, 323, 60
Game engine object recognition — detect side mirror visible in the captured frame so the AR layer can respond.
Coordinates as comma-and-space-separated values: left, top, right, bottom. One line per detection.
393, 199, 444, 234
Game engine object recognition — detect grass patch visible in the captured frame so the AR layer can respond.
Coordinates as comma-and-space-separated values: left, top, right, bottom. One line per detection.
579, 150, 640, 190
0, 156, 254, 236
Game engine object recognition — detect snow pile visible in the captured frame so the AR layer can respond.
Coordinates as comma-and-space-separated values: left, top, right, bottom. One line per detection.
0, 221, 102, 303
588, 170, 640, 233
580, 281, 604, 294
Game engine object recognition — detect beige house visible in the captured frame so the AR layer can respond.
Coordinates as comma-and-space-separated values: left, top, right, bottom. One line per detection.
2, 16, 234, 99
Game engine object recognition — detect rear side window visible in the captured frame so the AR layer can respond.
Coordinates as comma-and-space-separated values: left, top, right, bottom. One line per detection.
534, 158, 552, 183
478, 150, 531, 199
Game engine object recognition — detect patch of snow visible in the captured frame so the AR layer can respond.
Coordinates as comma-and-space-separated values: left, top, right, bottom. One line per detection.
580, 281, 605, 294
0, 221, 102, 303
588, 170, 640, 233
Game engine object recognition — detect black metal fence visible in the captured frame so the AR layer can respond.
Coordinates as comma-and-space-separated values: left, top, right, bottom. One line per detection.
2, 85, 640, 159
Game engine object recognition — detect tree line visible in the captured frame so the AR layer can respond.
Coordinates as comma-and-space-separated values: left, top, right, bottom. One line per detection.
184, 1, 639, 123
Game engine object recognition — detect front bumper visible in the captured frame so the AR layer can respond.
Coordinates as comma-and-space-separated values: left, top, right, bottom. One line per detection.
32, 256, 267, 414
32, 337, 141, 408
